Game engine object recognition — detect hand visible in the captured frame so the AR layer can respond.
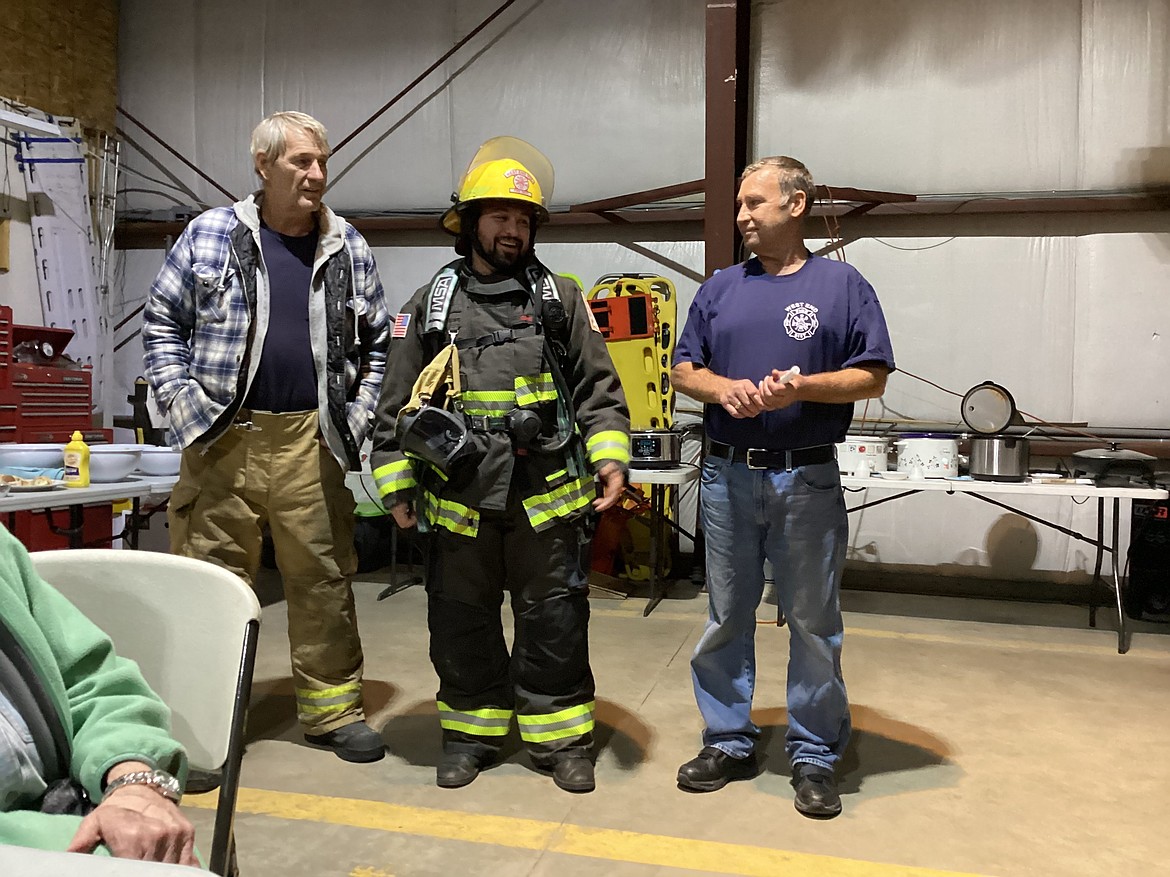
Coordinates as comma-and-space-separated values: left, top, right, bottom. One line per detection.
718, 379, 765, 419
66, 785, 198, 866
592, 462, 625, 512
758, 368, 804, 411
390, 501, 417, 529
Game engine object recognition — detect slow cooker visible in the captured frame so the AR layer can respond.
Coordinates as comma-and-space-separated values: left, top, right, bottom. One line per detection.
629, 429, 682, 468
895, 434, 959, 478
836, 435, 891, 474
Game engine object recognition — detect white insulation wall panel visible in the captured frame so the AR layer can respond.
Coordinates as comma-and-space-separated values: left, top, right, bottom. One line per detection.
446, 0, 705, 205
1073, 233, 1170, 426
117, 0, 1170, 205
117, 0, 705, 214
828, 236, 1080, 428
1081, 0, 1170, 188
119, 0, 458, 212
752, 0, 1084, 193
752, 0, 1170, 193
829, 233, 1169, 431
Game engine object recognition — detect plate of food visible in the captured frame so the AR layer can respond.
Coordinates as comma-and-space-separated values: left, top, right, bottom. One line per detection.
0, 473, 66, 492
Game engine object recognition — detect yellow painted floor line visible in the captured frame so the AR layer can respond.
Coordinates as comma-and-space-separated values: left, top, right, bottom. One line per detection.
187, 787, 992, 877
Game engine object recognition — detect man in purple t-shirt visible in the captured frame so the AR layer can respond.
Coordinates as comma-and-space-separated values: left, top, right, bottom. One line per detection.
671, 156, 895, 818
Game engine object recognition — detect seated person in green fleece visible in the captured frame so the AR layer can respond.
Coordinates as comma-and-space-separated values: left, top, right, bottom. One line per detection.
0, 526, 198, 867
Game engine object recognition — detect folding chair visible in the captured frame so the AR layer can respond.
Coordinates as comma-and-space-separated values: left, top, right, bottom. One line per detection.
30, 550, 261, 876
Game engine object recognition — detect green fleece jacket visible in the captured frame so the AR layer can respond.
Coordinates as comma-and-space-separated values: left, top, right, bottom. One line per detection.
0, 527, 187, 850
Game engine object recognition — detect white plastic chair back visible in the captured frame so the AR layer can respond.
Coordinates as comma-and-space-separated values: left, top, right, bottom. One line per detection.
30, 549, 260, 875
31, 550, 260, 770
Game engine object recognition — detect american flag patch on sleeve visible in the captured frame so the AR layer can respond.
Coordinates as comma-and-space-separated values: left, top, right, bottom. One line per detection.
391, 313, 411, 338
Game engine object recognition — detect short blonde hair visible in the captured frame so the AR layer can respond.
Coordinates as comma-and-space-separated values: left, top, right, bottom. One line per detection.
250, 111, 329, 172
740, 156, 815, 216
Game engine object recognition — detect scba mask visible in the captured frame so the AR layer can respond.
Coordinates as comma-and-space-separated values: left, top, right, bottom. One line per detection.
396, 343, 483, 485
396, 405, 483, 481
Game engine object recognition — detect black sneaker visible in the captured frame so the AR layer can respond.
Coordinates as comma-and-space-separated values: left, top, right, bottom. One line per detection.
303, 721, 385, 763
676, 746, 759, 792
792, 766, 842, 818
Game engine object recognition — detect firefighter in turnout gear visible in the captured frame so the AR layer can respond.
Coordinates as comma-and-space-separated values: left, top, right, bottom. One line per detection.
370, 139, 629, 793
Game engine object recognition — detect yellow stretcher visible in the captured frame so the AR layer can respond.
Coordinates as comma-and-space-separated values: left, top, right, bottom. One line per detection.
587, 274, 678, 581
587, 274, 677, 430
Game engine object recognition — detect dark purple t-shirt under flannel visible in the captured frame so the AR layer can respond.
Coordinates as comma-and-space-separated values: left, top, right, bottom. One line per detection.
673, 254, 895, 450
244, 223, 319, 413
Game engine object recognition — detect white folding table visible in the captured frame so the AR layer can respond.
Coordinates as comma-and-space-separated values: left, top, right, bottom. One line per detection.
839, 475, 1168, 653
0, 477, 177, 549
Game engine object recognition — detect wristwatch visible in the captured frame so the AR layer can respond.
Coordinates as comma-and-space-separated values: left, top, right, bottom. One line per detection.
103, 769, 183, 804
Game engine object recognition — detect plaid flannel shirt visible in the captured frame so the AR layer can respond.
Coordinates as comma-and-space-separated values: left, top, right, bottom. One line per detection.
142, 196, 390, 466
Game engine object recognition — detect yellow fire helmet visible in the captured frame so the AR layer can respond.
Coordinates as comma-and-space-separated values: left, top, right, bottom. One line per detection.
441, 136, 554, 234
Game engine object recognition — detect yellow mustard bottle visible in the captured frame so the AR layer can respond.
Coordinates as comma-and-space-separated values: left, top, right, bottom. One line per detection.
63, 430, 90, 488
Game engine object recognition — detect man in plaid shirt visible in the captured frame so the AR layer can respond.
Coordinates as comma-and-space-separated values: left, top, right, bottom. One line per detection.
142, 111, 390, 764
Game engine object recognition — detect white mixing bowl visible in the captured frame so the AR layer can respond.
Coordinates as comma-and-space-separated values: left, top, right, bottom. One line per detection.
0, 443, 65, 469
135, 446, 182, 476
89, 445, 144, 482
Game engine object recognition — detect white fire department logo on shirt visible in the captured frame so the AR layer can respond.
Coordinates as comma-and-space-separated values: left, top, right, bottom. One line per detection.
784, 302, 819, 340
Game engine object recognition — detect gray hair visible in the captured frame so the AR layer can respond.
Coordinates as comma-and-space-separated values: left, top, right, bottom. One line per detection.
740, 156, 815, 216
250, 111, 329, 171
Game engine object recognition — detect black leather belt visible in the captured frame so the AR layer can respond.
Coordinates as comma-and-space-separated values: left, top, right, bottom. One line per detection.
705, 440, 836, 471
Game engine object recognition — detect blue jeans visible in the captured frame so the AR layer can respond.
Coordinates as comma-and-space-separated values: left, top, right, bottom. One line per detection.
692, 456, 851, 772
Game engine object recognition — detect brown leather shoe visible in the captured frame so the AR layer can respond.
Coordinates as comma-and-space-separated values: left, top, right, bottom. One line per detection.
676, 746, 759, 792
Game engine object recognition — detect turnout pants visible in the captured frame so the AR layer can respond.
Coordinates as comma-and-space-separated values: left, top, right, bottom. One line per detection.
427, 497, 595, 765
168, 409, 366, 733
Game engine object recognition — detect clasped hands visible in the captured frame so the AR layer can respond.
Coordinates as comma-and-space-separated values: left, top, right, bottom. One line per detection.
720, 368, 803, 419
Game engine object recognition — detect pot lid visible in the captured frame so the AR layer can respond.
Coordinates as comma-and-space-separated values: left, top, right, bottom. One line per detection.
961, 381, 1018, 434
1072, 447, 1156, 462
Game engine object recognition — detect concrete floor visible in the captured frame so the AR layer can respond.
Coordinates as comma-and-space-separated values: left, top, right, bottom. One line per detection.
181, 568, 1170, 877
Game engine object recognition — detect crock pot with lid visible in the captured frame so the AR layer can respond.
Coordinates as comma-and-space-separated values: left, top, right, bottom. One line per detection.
894, 434, 959, 478
968, 435, 1030, 482
630, 429, 682, 468
835, 435, 890, 474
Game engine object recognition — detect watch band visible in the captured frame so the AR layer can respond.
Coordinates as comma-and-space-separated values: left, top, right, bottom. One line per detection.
103, 769, 183, 804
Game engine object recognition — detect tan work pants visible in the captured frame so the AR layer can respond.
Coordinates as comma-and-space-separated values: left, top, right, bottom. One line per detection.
169, 409, 364, 733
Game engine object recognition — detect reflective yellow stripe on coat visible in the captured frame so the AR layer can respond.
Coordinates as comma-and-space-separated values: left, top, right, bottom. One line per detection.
460, 389, 514, 417
372, 459, 416, 500
422, 489, 480, 537
521, 475, 594, 530
586, 430, 630, 466
514, 373, 557, 407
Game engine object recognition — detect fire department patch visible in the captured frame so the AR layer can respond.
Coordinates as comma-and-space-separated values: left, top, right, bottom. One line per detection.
391, 312, 411, 338
784, 302, 819, 341
505, 167, 535, 197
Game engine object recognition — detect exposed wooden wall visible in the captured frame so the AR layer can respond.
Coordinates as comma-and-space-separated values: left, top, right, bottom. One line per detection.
0, 0, 118, 132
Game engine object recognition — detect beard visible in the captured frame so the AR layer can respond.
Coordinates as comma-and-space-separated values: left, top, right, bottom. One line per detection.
474, 234, 530, 272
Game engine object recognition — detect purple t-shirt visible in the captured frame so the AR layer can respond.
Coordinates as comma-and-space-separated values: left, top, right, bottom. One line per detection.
244, 223, 319, 413
673, 254, 895, 450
